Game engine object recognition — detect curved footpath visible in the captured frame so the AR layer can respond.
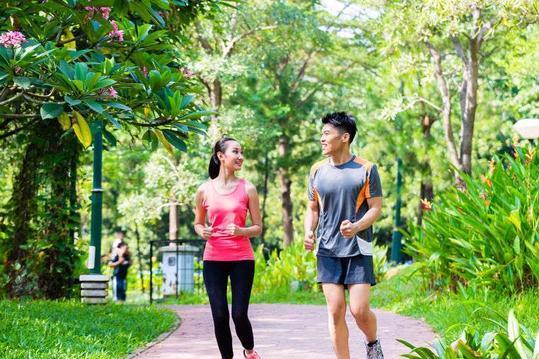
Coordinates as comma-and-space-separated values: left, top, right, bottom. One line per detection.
133, 304, 436, 359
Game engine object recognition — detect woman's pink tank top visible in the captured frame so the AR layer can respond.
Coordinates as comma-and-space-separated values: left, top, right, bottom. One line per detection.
203, 178, 254, 261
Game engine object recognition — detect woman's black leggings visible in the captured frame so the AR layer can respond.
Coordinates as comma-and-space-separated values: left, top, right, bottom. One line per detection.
203, 260, 255, 359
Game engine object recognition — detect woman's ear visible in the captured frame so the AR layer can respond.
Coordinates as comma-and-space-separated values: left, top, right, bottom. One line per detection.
217, 151, 225, 161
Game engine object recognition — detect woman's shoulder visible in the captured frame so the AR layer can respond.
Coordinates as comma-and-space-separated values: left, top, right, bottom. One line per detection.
241, 179, 258, 195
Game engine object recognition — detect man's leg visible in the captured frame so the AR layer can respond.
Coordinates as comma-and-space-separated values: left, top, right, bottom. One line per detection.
348, 284, 377, 342
322, 283, 350, 359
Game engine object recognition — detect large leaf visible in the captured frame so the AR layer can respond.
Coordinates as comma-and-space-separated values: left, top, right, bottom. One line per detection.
72, 111, 92, 148
40, 103, 65, 119
154, 129, 173, 154
163, 130, 187, 151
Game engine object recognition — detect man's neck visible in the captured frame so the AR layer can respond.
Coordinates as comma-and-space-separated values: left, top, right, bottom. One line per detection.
329, 149, 353, 166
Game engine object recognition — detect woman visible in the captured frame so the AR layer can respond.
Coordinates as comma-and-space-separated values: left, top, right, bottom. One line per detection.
194, 137, 262, 359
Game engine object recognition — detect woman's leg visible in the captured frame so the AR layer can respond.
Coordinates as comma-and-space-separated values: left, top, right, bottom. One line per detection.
230, 260, 255, 351
204, 261, 233, 359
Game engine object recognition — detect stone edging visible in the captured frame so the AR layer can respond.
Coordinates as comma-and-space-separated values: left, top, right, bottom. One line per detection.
127, 310, 182, 358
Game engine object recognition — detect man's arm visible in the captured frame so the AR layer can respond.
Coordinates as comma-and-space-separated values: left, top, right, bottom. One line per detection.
340, 196, 383, 238
304, 199, 320, 251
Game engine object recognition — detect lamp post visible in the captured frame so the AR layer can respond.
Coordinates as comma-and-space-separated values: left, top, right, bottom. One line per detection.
513, 118, 539, 141
79, 119, 109, 304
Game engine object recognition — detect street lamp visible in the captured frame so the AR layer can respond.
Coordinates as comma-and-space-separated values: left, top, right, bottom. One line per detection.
513, 118, 539, 140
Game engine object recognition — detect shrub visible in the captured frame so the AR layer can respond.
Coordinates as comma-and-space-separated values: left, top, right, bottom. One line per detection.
406, 146, 539, 293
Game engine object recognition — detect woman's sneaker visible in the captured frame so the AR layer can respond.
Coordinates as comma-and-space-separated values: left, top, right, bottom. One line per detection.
243, 349, 261, 359
366, 339, 384, 359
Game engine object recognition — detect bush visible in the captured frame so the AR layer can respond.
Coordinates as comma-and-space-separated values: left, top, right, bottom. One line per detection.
406, 146, 539, 293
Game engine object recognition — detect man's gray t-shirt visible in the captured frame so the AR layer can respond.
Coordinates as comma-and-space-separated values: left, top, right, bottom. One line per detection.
308, 155, 382, 257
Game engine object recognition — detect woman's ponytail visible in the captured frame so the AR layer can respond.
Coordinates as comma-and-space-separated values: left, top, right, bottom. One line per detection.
208, 136, 237, 179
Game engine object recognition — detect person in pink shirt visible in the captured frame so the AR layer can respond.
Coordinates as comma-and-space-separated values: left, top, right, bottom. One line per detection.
194, 136, 263, 359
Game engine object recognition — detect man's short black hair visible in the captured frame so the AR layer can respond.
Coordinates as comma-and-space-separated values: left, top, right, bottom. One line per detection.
321, 112, 357, 144
117, 242, 127, 248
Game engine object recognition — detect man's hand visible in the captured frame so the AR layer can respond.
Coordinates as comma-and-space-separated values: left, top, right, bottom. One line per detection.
340, 220, 358, 239
304, 230, 315, 251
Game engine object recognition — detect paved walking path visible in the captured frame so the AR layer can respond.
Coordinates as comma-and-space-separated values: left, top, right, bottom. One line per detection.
135, 304, 436, 359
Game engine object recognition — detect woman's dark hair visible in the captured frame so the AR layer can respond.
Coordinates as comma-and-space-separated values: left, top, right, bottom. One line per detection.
208, 136, 238, 179
321, 112, 357, 144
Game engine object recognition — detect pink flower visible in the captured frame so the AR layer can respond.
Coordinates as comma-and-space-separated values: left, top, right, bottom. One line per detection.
141, 66, 148, 77
0, 31, 27, 47
108, 20, 124, 42
85, 6, 111, 20
99, 7, 111, 20
99, 87, 118, 98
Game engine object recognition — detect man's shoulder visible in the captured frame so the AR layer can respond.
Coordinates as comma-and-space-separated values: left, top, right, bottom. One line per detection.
352, 156, 376, 172
309, 158, 328, 177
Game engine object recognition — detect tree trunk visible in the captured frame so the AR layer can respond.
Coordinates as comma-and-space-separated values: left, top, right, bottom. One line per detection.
260, 152, 269, 244
169, 198, 178, 241
277, 135, 294, 247
5, 121, 79, 298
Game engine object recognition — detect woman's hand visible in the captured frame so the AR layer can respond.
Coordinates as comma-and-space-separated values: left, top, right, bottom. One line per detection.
226, 224, 244, 236
201, 226, 213, 240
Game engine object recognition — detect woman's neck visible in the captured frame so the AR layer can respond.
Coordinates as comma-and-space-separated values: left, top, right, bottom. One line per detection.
215, 168, 237, 185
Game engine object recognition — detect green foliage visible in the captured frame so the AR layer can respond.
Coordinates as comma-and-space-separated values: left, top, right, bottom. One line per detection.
0, 300, 177, 359
400, 310, 538, 359
406, 146, 539, 293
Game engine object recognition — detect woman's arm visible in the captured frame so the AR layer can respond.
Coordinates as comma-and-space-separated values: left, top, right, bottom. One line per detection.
228, 181, 262, 237
193, 184, 212, 240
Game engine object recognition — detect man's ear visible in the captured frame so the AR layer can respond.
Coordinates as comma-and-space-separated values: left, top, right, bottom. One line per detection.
341, 132, 350, 144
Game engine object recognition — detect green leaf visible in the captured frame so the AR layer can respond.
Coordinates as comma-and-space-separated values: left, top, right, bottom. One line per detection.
177, 110, 216, 121
180, 94, 195, 109
85, 100, 104, 114
40, 103, 65, 119
64, 95, 81, 106
103, 128, 117, 147
13, 77, 32, 89
163, 130, 187, 151
106, 102, 132, 111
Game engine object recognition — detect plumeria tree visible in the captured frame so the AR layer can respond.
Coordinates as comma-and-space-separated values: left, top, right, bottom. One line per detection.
0, 0, 226, 298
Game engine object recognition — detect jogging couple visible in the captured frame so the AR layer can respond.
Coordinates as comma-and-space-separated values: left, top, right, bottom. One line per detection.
194, 112, 384, 359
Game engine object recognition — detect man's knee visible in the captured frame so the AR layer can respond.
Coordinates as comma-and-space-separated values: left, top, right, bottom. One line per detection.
350, 305, 370, 323
327, 302, 346, 322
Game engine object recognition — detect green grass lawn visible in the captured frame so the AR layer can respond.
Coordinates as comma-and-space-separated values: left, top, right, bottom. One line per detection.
0, 300, 177, 359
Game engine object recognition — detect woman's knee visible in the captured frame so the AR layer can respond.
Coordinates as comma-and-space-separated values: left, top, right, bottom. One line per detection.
231, 309, 249, 324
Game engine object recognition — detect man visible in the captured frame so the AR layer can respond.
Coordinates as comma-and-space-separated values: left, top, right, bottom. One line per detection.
304, 112, 384, 359
111, 227, 126, 258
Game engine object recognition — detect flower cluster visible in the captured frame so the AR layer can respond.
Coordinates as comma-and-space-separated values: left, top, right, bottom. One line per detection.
108, 20, 124, 42
84, 6, 123, 42
84, 6, 111, 20
0, 31, 27, 47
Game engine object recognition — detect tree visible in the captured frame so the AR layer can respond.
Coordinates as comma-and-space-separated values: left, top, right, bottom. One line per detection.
378, 0, 538, 180
0, 0, 222, 298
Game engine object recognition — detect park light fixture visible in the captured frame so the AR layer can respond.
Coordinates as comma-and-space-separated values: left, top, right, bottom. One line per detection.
513, 118, 539, 140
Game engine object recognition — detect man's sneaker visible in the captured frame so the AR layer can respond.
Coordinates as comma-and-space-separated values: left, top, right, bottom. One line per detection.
243, 349, 261, 359
366, 339, 384, 359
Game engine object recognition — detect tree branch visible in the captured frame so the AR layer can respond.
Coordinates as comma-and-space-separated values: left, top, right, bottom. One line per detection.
195, 22, 214, 54
450, 36, 469, 66
0, 118, 40, 140
222, 25, 278, 58
425, 40, 460, 169
0, 92, 23, 106
290, 51, 316, 93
